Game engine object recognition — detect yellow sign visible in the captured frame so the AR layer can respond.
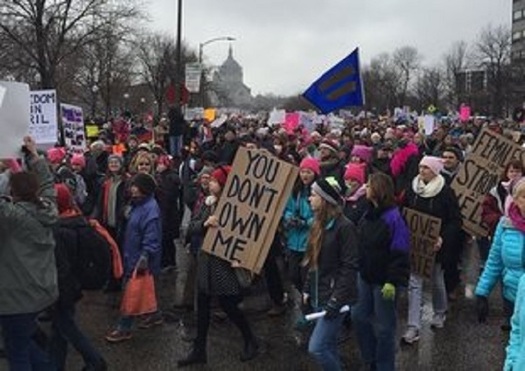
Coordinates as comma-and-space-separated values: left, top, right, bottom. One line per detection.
427, 105, 436, 113
204, 108, 216, 122
85, 125, 99, 138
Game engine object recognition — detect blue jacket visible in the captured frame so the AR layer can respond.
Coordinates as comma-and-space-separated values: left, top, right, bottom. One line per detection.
122, 196, 162, 276
476, 217, 525, 303
505, 274, 525, 371
283, 188, 314, 253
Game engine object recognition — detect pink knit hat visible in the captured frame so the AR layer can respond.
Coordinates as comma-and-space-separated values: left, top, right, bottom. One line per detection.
351, 145, 373, 164
300, 157, 320, 175
344, 163, 366, 184
47, 147, 66, 165
70, 154, 86, 169
419, 156, 444, 176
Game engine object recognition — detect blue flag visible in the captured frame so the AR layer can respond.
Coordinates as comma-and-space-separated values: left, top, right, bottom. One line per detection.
303, 48, 365, 114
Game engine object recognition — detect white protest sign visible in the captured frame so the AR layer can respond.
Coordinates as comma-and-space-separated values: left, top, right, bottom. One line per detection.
210, 114, 228, 128
30, 90, 58, 144
267, 109, 285, 126
0, 81, 30, 158
185, 63, 202, 93
60, 104, 85, 153
299, 111, 316, 133
424, 115, 435, 136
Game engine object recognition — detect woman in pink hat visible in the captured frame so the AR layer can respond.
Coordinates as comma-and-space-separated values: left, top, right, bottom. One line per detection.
401, 156, 462, 344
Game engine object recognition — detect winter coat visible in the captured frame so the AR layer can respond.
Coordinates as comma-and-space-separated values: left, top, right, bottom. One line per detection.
218, 140, 239, 165
0, 158, 59, 315
122, 195, 162, 276
476, 217, 525, 303
404, 180, 463, 266
92, 175, 128, 243
357, 205, 411, 287
505, 274, 525, 371
283, 188, 314, 253
52, 215, 85, 307
155, 169, 181, 238
188, 198, 241, 296
481, 183, 507, 237
343, 195, 369, 225
303, 214, 359, 308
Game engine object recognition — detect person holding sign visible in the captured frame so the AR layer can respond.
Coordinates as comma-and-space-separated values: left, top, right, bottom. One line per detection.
402, 156, 462, 344
352, 173, 410, 371
476, 177, 525, 330
178, 165, 259, 367
0, 136, 58, 370
302, 177, 359, 371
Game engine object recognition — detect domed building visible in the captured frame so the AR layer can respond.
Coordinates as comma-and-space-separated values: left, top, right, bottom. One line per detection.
211, 45, 253, 108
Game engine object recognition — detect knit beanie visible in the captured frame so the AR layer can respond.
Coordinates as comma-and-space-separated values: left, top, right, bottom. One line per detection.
344, 163, 366, 184
131, 173, 157, 196
211, 166, 231, 187
318, 139, 340, 153
70, 154, 86, 169
300, 157, 320, 176
157, 155, 171, 168
54, 183, 74, 214
108, 154, 124, 166
419, 156, 444, 176
351, 145, 374, 164
47, 147, 66, 165
311, 177, 342, 206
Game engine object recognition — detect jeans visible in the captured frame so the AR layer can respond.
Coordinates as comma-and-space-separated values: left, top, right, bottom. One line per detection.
408, 263, 447, 329
51, 304, 104, 371
169, 135, 183, 157
352, 275, 396, 371
0, 312, 55, 371
308, 312, 345, 371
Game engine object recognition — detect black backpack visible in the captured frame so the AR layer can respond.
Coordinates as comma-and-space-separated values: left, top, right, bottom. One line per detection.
75, 222, 112, 290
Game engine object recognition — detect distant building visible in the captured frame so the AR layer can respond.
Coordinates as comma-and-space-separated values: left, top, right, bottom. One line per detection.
211, 46, 252, 108
455, 69, 490, 115
512, 0, 525, 61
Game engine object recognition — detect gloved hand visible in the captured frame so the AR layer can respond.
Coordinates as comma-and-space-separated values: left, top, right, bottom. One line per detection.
324, 297, 341, 320
381, 283, 396, 301
136, 253, 149, 273
476, 295, 489, 323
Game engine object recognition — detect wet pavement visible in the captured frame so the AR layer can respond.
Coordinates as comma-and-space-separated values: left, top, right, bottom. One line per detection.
0, 240, 508, 371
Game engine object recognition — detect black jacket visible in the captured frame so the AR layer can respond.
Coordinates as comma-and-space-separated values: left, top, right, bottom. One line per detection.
53, 216, 85, 307
155, 169, 181, 238
304, 214, 359, 307
404, 179, 463, 265
357, 205, 410, 287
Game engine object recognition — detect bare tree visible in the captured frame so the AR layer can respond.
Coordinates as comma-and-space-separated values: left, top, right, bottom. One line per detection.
443, 41, 469, 107
393, 46, 422, 106
414, 67, 445, 110
0, 0, 141, 88
362, 53, 401, 112
474, 24, 511, 116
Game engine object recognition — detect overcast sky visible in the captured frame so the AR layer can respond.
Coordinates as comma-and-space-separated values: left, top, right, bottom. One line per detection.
148, 0, 511, 96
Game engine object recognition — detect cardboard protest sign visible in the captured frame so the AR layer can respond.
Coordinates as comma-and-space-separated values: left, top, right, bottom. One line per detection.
202, 147, 298, 273
0, 81, 30, 158
451, 128, 525, 237
403, 208, 442, 279
60, 104, 86, 153
29, 90, 58, 145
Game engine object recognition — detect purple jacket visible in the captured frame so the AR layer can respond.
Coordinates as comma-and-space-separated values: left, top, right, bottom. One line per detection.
122, 196, 162, 276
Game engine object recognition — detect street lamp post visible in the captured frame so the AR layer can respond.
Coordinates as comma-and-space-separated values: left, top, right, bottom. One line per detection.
198, 36, 236, 106
198, 36, 236, 64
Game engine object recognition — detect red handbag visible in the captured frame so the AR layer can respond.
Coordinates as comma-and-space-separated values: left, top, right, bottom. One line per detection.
120, 269, 157, 316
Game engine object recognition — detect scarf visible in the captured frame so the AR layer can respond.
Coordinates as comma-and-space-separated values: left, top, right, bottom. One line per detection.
106, 177, 122, 228
508, 202, 525, 233
412, 174, 445, 198
346, 184, 366, 202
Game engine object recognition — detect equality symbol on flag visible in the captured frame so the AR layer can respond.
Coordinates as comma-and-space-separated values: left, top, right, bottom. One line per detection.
303, 47, 365, 114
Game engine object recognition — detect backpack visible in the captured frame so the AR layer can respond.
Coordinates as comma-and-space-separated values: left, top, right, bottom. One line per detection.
75, 222, 112, 290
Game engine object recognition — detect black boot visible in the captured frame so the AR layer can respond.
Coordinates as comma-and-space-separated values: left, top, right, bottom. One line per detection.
177, 345, 207, 367
240, 337, 259, 362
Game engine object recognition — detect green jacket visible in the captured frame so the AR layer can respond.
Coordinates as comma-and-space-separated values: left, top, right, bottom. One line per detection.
0, 157, 58, 315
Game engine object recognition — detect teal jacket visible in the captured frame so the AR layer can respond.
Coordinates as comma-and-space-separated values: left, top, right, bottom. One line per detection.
0, 158, 58, 315
283, 188, 314, 253
476, 217, 525, 303
505, 274, 525, 371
